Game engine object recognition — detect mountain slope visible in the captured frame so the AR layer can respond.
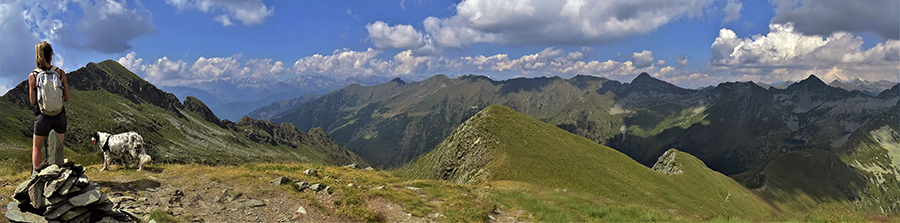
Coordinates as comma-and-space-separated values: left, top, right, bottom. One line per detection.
273, 74, 626, 168
404, 105, 778, 219
0, 60, 366, 168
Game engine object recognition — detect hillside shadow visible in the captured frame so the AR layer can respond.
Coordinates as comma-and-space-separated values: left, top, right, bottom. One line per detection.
499, 76, 558, 95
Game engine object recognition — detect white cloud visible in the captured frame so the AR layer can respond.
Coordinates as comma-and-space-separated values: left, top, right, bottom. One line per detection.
165, 0, 274, 26
192, 55, 245, 79
292, 48, 384, 76
0, 82, 9, 97
11, 0, 156, 54
722, 0, 741, 24
120, 52, 299, 86
244, 58, 287, 78
118, 51, 143, 72
631, 50, 655, 68
675, 56, 689, 66
656, 60, 665, 66
141, 56, 191, 84
366, 21, 425, 49
771, 0, 899, 40
710, 23, 900, 83
1, 1, 44, 82
390, 0, 715, 48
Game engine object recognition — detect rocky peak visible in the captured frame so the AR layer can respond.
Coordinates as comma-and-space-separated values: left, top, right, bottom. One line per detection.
629, 72, 692, 94
652, 149, 683, 175
183, 96, 221, 125
788, 74, 829, 91
390, 78, 407, 85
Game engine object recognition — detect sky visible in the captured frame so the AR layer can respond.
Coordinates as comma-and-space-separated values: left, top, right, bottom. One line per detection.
1, 0, 898, 95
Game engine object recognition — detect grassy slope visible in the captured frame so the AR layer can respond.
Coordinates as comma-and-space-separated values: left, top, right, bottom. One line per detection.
407, 104, 779, 220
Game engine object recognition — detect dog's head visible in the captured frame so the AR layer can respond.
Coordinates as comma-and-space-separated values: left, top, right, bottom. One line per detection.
91, 132, 104, 145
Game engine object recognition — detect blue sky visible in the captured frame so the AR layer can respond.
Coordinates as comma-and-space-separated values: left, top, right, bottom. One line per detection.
1, 0, 898, 95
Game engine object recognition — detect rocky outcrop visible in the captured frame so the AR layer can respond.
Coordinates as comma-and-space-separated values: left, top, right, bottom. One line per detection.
236, 117, 311, 147
183, 96, 221, 125
403, 105, 499, 185
652, 149, 683, 175
7, 162, 137, 222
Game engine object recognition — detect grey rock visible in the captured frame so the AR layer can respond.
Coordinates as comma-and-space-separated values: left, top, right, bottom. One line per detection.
28, 179, 46, 208
45, 202, 74, 219
651, 149, 683, 175
247, 199, 265, 207
66, 211, 91, 223
428, 212, 445, 218
309, 183, 322, 191
69, 189, 103, 206
405, 186, 421, 191
44, 169, 72, 197
48, 194, 66, 204
38, 164, 61, 177
344, 163, 358, 169
303, 169, 318, 177
270, 176, 291, 185
61, 207, 89, 221
46, 130, 64, 165
296, 206, 307, 214
6, 202, 48, 223
230, 192, 243, 201
294, 181, 310, 192
372, 186, 385, 190
57, 175, 78, 196
364, 167, 374, 171
14, 178, 32, 196
323, 186, 332, 194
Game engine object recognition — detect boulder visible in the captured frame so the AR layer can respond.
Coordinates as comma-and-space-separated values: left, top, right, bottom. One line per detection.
294, 181, 310, 192
69, 189, 103, 206
5, 202, 48, 223
303, 169, 318, 177
651, 149, 683, 175
270, 176, 291, 185
309, 183, 322, 192
344, 163, 358, 169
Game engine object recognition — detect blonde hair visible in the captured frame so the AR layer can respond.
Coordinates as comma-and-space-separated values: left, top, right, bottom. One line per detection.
35, 41, 53, 70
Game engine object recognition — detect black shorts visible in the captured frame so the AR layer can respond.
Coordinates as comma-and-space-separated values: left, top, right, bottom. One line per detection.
33, 108, 67, 136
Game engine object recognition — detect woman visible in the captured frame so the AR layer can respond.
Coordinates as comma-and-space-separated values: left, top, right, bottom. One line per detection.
28, 41, 69, 175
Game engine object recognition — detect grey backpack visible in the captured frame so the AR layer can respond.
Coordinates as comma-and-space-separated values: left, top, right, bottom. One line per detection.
34, 66, 64, 116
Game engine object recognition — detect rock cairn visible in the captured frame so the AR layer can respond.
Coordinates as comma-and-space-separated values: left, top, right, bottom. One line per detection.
6, 162, 137, 223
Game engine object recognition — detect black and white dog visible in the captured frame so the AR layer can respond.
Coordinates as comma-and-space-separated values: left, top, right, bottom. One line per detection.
91, 131, 152, 171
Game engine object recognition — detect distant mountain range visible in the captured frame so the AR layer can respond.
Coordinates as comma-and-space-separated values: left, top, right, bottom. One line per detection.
269, 71, 899, 213
755, 78, 897, 96
160, 75, 396, 121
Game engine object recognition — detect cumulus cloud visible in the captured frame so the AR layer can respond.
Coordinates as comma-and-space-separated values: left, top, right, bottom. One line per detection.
75, 0, 157, 53
771, 0, 899, 40
366, 21, 425, 49
710, 23, 900, 83
292, 48, 384, 76
675, 56, 689, 66
722, 0, 741, 24
10, 0, 156, 54
631, 50, 655, 68
372, 0, 714, 49
118, 52, 293, 86
165, 0, 274, 26
653, 66, 723, 87
1, 1, 42, 82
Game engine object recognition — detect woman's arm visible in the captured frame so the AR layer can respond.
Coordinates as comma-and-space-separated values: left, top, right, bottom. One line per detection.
59, 69, 69, 102
28, 73, 36, 106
